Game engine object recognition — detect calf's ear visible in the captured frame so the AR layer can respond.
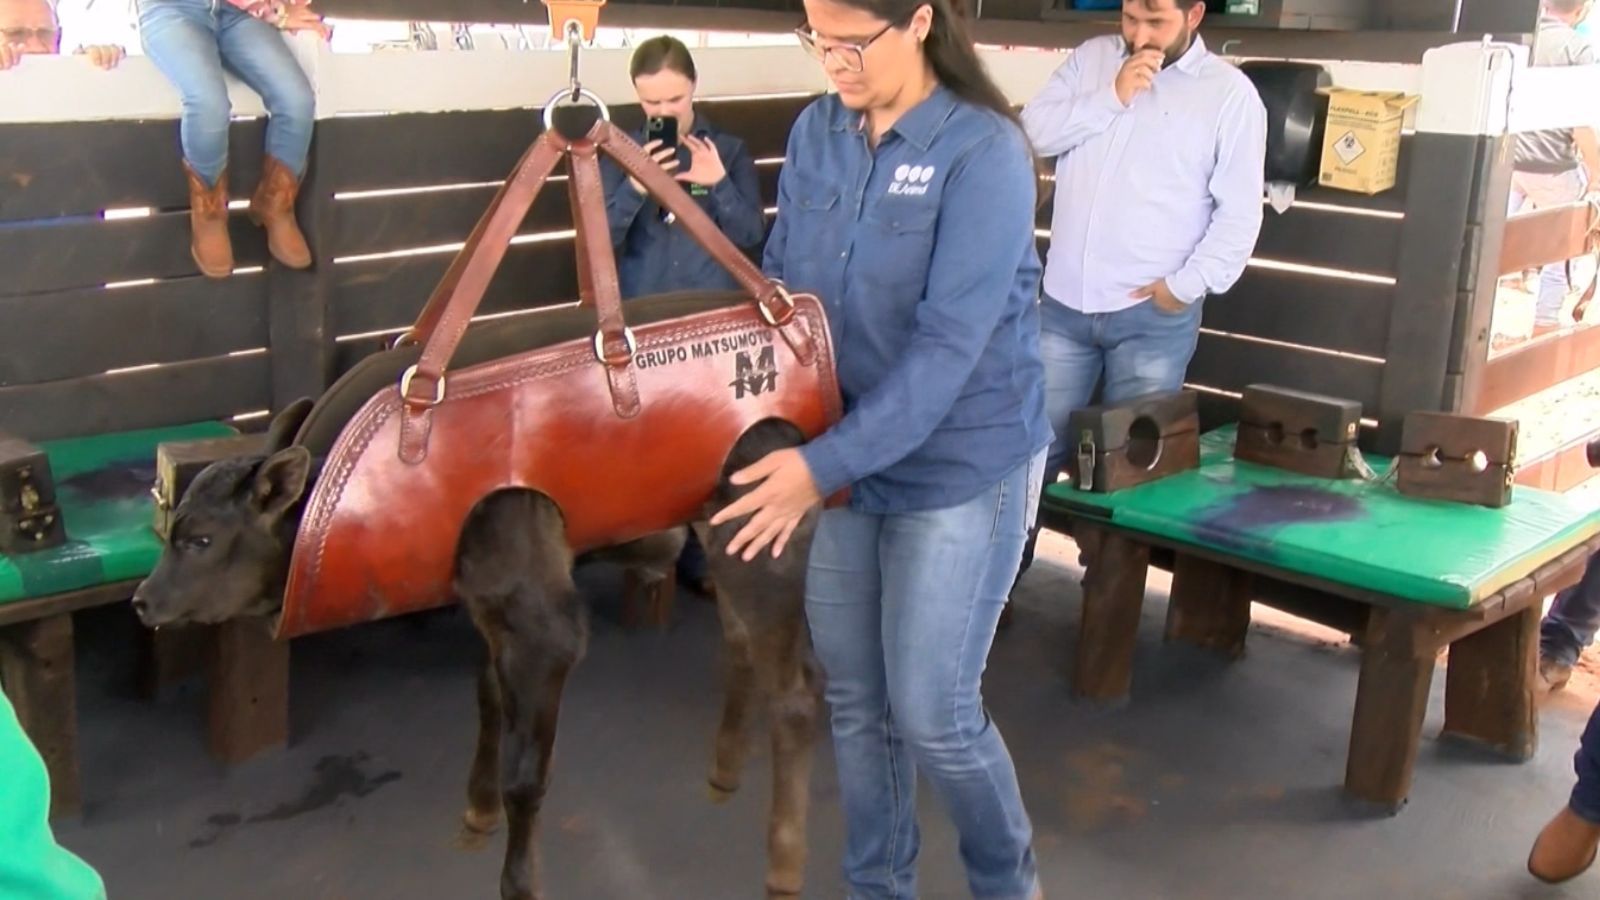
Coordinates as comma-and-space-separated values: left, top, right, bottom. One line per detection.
252, 446, 312, 521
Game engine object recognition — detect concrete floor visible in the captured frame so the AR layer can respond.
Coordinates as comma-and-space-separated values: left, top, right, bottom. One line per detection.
50, 532, 1600, 900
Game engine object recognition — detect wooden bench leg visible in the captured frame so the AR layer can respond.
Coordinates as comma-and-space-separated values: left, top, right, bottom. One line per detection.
622, 568, 676, 633
0, 613, 80, 819
1442, 604, 1538, 760
1346, 608, 1434, 811
1072, 523, 1149, 703
139, 624, 210, 699
207, 618, 289, 765
1165, 554, 1253, 658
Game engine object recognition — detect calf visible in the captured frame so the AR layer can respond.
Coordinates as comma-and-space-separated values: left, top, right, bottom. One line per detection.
132, 400, 821, 899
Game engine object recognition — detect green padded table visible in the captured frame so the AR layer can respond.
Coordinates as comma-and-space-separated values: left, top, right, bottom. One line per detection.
1043, 425, 1600, 610
1037, 425, 1600, 812
0, 422, 235, 609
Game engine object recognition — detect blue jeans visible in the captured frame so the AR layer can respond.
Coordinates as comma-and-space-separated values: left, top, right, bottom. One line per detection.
1573, 698, 1600, 824
806, 450, 1046, 900
137, 0, 314, 185
1038, 293, 1205, 482
1543, 549, 1600, 668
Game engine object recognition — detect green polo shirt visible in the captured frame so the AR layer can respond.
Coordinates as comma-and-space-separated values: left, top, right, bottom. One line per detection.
0, 691, 105, 900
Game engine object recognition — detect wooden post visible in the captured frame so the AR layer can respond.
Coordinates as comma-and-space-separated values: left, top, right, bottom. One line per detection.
265, 133, 335, 413
1346, 607, 1436, 811
206, 618, 289, 764
138, 624, 210, 699
621, 568, 676, 632
1165, 554, 1253, 658
1442, 604, 1539, 760
0, 614, 80, 818
1072, 522, 1150, 703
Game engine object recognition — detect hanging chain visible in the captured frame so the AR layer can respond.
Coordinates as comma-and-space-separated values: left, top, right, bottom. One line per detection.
565, 18, 583, 102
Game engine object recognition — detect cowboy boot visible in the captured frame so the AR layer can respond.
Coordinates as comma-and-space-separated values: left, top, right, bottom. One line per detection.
248, 154, 312, 269
1529, 806, 1600, 884
184, 163, 234, 279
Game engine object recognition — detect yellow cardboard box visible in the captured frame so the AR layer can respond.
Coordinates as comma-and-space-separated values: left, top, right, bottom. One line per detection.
1316, 89, 1419, 195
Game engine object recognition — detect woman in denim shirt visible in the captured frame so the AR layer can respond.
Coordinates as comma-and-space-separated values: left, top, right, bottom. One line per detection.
710, 0, 1051, 895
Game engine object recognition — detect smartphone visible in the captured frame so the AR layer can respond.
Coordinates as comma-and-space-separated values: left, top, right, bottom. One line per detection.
644, 115, 678, 152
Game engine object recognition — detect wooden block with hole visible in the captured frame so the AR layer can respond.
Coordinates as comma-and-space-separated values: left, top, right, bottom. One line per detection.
1065, 390, 1200, 493
1235, 384, 1361, 479
1397, 412, 1518, 508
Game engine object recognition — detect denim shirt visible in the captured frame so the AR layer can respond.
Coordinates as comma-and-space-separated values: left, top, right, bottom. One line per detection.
765, 87, 1053, 514
602, 117, 766, 299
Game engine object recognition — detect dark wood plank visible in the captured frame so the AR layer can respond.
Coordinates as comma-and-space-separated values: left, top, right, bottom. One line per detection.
1187, 331, 1385, 412
1442, 605, 1539, 759
332, 239, 580, 338
0, 210, 270, 297
0, 275, 268, 387
0, 119, 265, 223
699, 95, 816, 162
268, 137, 335, 411
0, 354, 272, 442
1376, 133, 1499, 452
1345, 608, 1435, 811
1473, 323, 1600, 414
1205, 268, 1393, 359
139, 625, 211, 700
1072, 521, 1149, 703
206, 617, 289, 765
0, 580, 140, 629
1165, 554, 1253, 658
332, 183, 574, 258
0, 613, 79, 818
1254, 204, 1405, 277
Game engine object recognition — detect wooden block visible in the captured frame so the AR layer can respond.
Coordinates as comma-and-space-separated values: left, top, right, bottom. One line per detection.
1441, 604, 1538, 760
0, 431, 66, 554
206, 618, 289, 765
153, 434, 266, 538
1072, 523, 1150, 703
0, 614, 80, 819
1345, 607, 1435, 812
1235, 384, 1361, 479
1165, 554, 1254, 658
1396, 412, 1517, 508
1066, 390, 1201, 493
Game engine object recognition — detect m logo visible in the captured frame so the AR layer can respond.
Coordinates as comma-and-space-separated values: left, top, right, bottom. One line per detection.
730, 346, 778, 399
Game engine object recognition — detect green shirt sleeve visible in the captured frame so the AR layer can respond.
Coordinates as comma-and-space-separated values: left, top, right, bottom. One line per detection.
0, 691, 106, 900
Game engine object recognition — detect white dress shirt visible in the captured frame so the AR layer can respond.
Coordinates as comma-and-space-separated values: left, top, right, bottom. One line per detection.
1021, 34, 1267, 313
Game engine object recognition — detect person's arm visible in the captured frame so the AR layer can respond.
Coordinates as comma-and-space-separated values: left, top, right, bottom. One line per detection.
601, 153, 650, 249
707, 137, 767, 249
1019, 42, 1129, 158
798, 128, 1037, 496
1165, 86, 1268, 304
760, 127, 800, 281
1574, 126, 1600, 189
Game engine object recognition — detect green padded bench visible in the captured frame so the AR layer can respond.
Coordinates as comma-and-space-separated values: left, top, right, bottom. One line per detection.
0, 423, 289, 819
1039, 425, 1600, 812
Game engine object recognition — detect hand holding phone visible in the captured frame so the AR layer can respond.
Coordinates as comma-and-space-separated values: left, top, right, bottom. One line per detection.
628, 139, 681, 195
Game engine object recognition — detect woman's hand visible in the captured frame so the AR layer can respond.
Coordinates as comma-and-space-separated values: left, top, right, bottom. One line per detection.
708, 449, 823, 561
627, 139, 680, 194
281, 2, 332, 40
674, 134, 727, 188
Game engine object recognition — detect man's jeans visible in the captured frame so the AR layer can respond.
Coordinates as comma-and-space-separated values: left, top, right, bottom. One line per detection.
1544, 549, 1600, 668
1572, 697, 1600, 825
138, 0, 314, 185
1508, 168, 1588, 327
806, 450, 1046, 900
1013, 294, 1203, 581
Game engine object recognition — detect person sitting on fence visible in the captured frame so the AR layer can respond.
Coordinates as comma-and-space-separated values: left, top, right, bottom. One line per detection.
1, 0, 125, 70
1506, 0, 1599, 340
135, 0, 329, 278
601, 35, 766, 597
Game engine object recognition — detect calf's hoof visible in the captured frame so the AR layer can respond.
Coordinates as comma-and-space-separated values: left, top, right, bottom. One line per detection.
707, 776, 739, 804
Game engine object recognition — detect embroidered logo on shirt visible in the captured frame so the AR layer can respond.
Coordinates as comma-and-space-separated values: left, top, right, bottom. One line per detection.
889, 164, 936, 196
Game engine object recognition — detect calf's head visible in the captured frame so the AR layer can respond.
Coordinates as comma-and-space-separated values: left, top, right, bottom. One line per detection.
132, 400, 316, 628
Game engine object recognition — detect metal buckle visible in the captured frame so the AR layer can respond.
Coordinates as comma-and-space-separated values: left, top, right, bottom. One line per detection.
399, 364, 446, 407
592, 327, 638, 366
542, 86, 610, 132
759, 283, 796, 327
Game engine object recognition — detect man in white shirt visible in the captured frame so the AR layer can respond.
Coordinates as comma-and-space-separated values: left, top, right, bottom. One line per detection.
1, 0, 126, 69
1010, 0, 1265, 586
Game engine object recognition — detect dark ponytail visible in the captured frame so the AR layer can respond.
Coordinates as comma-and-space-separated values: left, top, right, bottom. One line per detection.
920, 0, 1022, 129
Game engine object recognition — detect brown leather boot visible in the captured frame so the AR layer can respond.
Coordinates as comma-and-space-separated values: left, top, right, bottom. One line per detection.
248, 154, 312, 269
184, 163, 233, 279
1529, 806, 1600, 884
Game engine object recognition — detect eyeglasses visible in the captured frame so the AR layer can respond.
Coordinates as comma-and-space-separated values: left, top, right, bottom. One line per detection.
2, 26, 59, 46
794, 20, 898, 74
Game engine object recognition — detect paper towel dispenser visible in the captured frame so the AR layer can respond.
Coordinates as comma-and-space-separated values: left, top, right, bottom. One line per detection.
1239, 60, 1332, 187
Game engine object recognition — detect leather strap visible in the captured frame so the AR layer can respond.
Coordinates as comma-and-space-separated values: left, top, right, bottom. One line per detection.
1575, 197, 1600, 322
398, 129, 569, 463
569, 139, 642, 419
569, 166, 597, 309
591, 120, 816, 365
